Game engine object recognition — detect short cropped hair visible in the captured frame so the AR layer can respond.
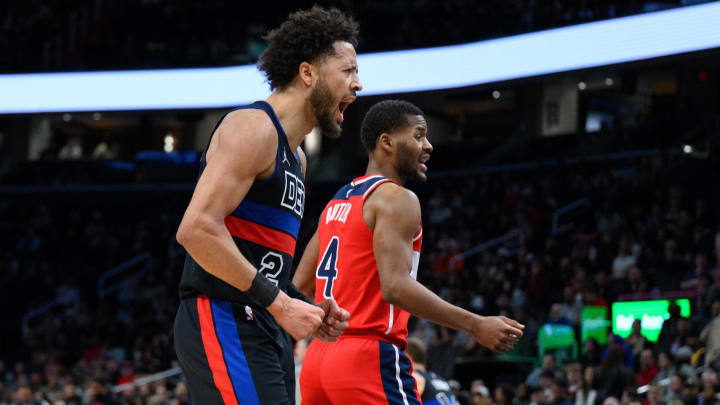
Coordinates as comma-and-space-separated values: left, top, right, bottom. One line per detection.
405, 337, 427, 365
258, 6, 359, 90
360, 100, 424, 152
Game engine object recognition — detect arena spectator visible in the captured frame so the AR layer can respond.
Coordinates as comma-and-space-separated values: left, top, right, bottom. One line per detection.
657, 303, 683, 353
700, 300, 720, 370
636, 349, 659, 386
596, 347, 632, 403
527, 354, 560, 389
624, 320, 650, 363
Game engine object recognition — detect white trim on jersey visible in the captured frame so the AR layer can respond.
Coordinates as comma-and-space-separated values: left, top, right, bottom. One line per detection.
412, 228, 423, 242
393, 345, 411, 405
410, 251, 420, 280
351, 174, 384, 187
385, 304, 394, 335
363, 179, 390, 200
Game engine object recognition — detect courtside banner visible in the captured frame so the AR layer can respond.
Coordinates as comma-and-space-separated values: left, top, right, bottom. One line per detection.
2, 2, 720, 113
612, 299, 691, 343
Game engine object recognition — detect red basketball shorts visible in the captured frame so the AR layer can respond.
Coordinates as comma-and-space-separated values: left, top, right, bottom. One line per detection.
299, 337, 421, 405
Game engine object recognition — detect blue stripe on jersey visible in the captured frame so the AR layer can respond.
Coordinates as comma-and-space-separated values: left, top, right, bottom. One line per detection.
231, 199, 301, 237
330, 184, 353, 201
258, 100, 290, 143
331, 177, 389, 201
210, 299, 261, 405
379, 341, 421, 405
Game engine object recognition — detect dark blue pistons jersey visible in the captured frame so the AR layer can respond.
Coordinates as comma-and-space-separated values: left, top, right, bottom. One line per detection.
179, 100, 305, 307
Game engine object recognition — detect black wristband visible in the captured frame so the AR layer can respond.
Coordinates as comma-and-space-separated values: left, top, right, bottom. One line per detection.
245, 272, 280, 308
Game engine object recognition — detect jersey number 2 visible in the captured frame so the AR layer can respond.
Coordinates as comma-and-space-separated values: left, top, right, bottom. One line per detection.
317, 236, 340, 299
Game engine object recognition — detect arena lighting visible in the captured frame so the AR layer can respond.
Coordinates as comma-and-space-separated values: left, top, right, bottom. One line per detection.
2, 2, 720, 113
164, 134, 175, 153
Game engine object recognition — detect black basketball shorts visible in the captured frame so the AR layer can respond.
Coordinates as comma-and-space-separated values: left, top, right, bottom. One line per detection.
174, 295, 295, 405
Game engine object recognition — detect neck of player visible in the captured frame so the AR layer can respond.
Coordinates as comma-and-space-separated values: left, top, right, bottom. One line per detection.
266, 90, 315, 152
365, 158, 405, 186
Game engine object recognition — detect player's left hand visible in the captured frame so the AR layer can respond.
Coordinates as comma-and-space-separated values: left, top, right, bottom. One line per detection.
313, 299, 350, 342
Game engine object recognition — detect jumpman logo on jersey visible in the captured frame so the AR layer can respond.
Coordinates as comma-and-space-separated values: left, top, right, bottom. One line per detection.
282, 150, 291, 166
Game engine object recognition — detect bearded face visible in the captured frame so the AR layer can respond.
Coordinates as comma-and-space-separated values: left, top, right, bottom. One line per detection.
396, 140, 426, 183
309, 76, 342, 139
307, 41, 360, 139
392, 115, 431, 183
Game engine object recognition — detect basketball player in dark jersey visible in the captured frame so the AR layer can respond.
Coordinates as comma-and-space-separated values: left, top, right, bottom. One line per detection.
406, 338, 458, 405
173, 7, 361, 405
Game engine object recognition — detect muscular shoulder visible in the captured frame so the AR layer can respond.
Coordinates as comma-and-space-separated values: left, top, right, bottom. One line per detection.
220, 108, 277, 147
372, 183, 420, 215
365, 182, 421, 233
209, 108, 278, 172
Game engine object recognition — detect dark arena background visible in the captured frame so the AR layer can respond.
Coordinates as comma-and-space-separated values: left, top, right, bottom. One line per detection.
2, 1, 720, 404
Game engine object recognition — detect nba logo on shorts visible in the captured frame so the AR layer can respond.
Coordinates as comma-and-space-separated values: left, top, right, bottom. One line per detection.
281, 171, 305, 217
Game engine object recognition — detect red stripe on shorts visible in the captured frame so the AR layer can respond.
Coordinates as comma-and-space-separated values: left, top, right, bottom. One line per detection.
197, 295, 239, 405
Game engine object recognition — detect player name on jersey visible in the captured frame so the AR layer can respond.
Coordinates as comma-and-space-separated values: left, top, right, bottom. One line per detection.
325, 201, 352, 224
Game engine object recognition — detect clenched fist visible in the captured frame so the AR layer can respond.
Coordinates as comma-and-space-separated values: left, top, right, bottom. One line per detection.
314, 299, 350, 342
268, 291, 325, 340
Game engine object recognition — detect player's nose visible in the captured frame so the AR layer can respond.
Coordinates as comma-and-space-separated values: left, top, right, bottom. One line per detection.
352, 76, 362, 93
423, 138, 433, 153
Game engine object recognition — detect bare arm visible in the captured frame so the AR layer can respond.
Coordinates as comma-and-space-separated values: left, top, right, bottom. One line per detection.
176, 110, 324, 339
292, 149, 349, 341
368, 184, 523, 352
293, 230, 320, 298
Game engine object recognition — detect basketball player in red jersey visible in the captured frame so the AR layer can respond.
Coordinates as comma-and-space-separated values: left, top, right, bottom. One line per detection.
294, 100, 525, 404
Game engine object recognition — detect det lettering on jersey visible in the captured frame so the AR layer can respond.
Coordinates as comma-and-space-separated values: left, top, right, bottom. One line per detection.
325, 202, 352, 224
281, 171, 305, 217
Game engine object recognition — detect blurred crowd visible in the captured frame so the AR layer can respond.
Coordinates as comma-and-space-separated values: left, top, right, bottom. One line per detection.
1, 0, 714, 73
404, 151, 720, 404
1, 146, 718, 404
0, 192, 187, 404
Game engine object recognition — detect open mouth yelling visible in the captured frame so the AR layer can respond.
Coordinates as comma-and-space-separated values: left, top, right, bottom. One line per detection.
336, 96, 356, 124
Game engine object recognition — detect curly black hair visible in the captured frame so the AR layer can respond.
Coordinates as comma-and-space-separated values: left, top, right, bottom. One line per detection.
258, 6, 359, 91
360, 100, 424, 152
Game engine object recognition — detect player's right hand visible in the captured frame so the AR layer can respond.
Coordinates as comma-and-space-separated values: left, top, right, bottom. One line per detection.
268, 292, 325, 340
314, 299, 350, 342
471, 316, 524, 353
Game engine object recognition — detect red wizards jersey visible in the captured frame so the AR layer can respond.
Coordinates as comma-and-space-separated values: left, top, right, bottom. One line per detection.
314, 174, 422, 348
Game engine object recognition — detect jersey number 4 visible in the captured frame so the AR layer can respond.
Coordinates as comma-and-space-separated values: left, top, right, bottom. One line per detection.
316, 236, 340, 299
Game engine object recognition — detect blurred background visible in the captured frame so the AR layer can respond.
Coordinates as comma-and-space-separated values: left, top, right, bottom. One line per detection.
1, 1, 720, 404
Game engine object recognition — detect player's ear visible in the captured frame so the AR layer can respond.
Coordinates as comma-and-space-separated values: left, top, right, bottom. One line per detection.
298, 61, 316, 87
378, 133, 394, 152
